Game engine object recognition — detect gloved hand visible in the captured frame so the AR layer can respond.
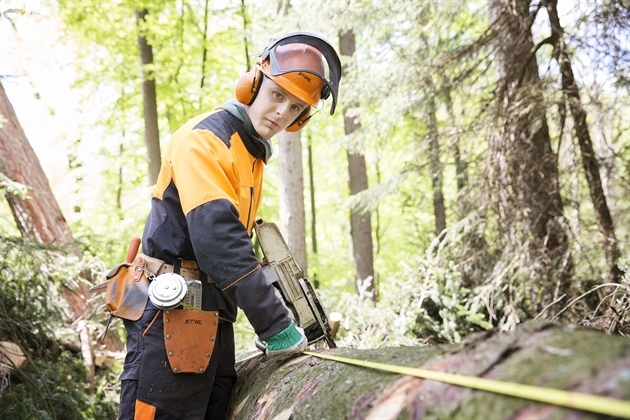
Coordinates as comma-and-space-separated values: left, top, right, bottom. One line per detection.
257, 322, 307, 358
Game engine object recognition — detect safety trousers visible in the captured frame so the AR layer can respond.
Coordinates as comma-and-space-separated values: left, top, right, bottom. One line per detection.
118, 301, 237, 420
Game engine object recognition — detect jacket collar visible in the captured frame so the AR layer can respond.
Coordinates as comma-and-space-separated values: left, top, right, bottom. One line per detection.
219, 99, 273, 163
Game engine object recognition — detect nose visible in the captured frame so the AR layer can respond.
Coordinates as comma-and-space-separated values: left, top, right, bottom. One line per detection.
276, 102, 291, 118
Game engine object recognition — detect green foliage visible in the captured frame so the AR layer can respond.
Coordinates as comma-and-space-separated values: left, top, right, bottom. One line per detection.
0, 238, 117, 419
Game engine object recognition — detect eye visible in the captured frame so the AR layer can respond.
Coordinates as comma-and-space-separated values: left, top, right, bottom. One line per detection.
273, 91, 283, 100
291, 104, 303, 112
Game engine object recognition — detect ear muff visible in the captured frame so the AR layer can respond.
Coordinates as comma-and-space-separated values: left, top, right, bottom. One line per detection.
235, 68, 263, 105
285, 107, 312, 133
320, 84, 330, 101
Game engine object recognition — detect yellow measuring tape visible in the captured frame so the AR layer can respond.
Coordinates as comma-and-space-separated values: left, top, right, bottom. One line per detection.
304, 351, 630, 418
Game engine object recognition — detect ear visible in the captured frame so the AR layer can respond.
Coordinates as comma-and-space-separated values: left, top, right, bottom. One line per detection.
235, 68, 263, 105
285, 107, 312, 133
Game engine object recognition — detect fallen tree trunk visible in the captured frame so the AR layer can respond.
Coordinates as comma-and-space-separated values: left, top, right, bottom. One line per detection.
227, 322, 630, 419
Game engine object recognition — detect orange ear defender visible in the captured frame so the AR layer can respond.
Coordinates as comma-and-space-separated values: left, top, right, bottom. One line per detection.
235, 67, 263, 105
285, 107, 312, 133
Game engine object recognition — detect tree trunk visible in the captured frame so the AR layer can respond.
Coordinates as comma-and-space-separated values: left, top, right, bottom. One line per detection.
307, 133, 317, 256
239, 0, 252, 72
278, 130, 308, 275
306, 132, 319, 287
0, 84, 74, 245
274, 0, 308, 275
544, 0, 621, 282
199, 0, 211, 92
489, 0, 572, 287
443, 84, 469, 214
227, 322, 629, 419
136, 9, 161, 186
340, 29, 376, 298
425, 80, 446, 237
0, 83, 86, 320
0, 84, 126, 356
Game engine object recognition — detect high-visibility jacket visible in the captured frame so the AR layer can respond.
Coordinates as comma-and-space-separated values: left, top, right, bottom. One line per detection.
140, 102, 289, 337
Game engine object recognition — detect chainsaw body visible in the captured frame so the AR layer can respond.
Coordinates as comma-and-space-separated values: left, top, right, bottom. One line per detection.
254, 219, 336, 348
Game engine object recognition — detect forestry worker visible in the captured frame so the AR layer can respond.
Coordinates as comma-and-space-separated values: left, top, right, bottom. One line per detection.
117, 32, 342, 420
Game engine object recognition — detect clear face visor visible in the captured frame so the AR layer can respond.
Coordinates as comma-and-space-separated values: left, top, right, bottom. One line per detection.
263, 34, 341, 115
267, 47, 331, 83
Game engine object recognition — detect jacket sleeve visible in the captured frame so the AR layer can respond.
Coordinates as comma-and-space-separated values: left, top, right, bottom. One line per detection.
186, 195, 290, 340
222, 266, 291, 340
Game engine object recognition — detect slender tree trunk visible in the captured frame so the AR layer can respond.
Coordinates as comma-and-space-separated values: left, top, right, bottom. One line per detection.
444, 85, 468, 211
278, 130, 308, 275
239, 0, 251, 72
340, 29, 375, 298
426, 80, 446, 237
228, 322, 629, 419
489, 0, 572, 287
199, 0, 210, 92
307, 134, 317, 255
136, 9, 161, 186
307, 132, 319, 287
544, 0, 621, 281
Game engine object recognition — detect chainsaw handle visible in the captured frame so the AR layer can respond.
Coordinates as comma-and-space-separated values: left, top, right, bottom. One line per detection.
126, 237, 141, 264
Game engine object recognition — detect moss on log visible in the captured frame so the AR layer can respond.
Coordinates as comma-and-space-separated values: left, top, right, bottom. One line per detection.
227, 322, 630, 419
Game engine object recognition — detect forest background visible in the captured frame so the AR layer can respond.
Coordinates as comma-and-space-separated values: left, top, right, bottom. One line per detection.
0, 0, 628, 418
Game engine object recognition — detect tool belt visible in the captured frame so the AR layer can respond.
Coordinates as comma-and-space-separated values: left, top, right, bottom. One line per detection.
139, 254, 219, 374
90, 253, 211, 321
139, 253, 204, 281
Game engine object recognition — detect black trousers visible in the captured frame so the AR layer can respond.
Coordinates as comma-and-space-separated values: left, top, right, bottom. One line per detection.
118, 302, 237, 420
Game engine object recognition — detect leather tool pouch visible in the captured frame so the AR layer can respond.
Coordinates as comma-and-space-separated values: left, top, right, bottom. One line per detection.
105, 262, 149, 321
163, 309, 219, 374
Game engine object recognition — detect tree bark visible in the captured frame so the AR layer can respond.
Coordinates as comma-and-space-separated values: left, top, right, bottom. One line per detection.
0, 83, 74, 245
278, 130, 308, 275
0, 83, 127, 358
228, 322, 629, 419
340, 29, 376, 298
489, 0, 572, 287
544, 0, 621, 282
136, 9, 161, 186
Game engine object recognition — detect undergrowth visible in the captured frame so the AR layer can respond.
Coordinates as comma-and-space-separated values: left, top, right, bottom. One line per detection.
0, 237, 117, 420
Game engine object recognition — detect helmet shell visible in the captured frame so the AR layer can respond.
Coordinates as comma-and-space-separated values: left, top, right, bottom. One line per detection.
260, 43, 325, 107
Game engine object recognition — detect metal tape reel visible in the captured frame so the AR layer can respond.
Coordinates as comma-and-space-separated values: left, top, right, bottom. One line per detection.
148, 273, 188, 309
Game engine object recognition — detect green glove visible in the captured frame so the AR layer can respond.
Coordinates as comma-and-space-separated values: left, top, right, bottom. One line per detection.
263, 322, 307, 358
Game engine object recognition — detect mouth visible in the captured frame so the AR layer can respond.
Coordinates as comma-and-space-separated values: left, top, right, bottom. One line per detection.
266, 118, 279, 128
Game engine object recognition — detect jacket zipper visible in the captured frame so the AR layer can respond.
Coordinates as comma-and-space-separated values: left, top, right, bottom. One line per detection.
245, 186, 254, 231
245, 159, 258, 231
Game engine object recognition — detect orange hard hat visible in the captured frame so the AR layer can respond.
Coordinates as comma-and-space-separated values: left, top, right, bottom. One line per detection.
260, 43, 326, 107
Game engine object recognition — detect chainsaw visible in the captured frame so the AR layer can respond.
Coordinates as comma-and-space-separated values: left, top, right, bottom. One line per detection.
253, 219, 336, 349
